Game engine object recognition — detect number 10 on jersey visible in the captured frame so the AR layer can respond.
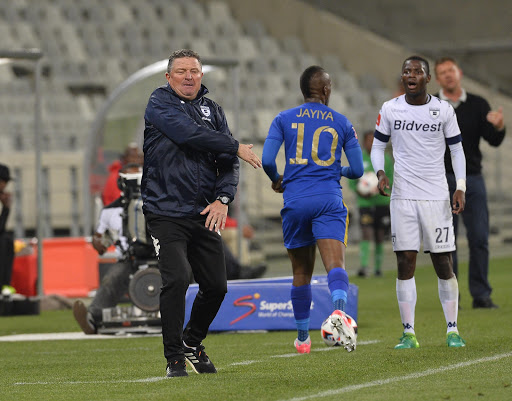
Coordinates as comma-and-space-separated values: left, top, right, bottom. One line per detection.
289, 123, 339, 167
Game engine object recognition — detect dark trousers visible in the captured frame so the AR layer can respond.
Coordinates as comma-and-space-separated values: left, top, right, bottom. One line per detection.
0, 232, 14, 288
146, 213, 227, 362
88, 260, 132, 322
447, 173, 492, 300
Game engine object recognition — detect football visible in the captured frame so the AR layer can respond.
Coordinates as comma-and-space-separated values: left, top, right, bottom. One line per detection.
320, 311, 358, 349
356, 171, 379, 196
320, 316, 341, 347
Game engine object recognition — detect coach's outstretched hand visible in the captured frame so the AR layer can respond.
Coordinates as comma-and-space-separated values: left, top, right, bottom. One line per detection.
237, 144, 262, 169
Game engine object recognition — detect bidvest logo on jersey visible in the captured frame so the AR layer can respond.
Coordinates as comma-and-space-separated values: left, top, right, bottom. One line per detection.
394, 120, 442, 132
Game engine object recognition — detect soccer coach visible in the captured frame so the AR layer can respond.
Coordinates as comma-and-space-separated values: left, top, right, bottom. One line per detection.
142, 49, 261, 377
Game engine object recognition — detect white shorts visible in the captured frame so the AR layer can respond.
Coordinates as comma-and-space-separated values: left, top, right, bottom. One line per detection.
390, 199, 456, 253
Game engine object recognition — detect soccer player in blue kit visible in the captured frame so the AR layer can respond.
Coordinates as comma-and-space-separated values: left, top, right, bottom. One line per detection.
262, 66, 364, 353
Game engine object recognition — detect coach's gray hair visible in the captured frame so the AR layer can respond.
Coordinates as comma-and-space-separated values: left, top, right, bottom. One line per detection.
167, 49, 202, 73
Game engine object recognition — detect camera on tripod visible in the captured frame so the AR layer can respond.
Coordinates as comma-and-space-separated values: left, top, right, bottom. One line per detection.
117, 165, 161, 314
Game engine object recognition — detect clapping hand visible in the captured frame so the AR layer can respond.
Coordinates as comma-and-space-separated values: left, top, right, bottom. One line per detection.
486, 107, 505, 131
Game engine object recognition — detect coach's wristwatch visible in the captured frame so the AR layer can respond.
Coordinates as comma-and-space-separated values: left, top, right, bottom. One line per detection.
216, 196, 230, 205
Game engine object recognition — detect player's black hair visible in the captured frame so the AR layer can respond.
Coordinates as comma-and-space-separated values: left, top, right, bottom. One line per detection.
167, 49, 202, 73
300, 65, 325, 98
402, 55, 430, 76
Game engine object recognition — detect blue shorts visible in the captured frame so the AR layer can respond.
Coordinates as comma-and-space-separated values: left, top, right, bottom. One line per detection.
281, 194, 349, 249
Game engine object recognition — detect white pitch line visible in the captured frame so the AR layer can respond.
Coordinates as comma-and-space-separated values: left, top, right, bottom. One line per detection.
0, 332, 160, 342
230, 360, 261, 366
15, 377, 167, 386
279, 351, 512, 401
13, 339, 380, 386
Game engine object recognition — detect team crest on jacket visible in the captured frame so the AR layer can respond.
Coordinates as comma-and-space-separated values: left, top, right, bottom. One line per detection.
200, 106, 211, 117
429, 108, 440, 119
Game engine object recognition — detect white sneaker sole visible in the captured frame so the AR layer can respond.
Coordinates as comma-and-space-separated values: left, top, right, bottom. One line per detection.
331, 312, 356, 352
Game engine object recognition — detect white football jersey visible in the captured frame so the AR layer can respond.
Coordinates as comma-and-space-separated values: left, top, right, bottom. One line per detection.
375, 95, 460, 200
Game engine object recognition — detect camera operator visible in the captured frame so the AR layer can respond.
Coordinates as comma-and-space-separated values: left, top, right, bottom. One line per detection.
73, 164, 149, 334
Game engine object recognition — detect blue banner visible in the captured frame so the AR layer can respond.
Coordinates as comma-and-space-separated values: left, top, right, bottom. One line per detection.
184, 276, 358, 331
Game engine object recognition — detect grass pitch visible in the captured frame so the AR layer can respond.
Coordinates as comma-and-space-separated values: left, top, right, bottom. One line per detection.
1, 257, 511, 401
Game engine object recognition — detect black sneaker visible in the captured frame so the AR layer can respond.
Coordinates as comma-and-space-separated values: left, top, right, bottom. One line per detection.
472, 297, 499, 309
183, 343, 217, 374
166, 359, 188, 377
357, 267, 368, 278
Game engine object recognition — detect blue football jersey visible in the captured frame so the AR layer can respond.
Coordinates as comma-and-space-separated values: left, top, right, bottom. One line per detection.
266, 102, 359, 200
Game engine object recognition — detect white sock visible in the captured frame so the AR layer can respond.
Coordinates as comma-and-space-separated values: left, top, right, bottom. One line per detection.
396, 278, 417, 334
438, 276, 459, 334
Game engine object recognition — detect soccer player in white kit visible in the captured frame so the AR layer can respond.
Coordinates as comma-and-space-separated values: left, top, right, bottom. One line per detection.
371, 56, 467, 348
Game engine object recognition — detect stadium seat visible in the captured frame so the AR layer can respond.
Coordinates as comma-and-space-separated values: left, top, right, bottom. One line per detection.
329, 92, 349, 114
358, 73, 384, 91
236, 36, 259, 62
243, 19, 268, 38
256, 36, 282, 59
10, 23, 40, 48
246, 57, 272, 74
320, 54, 346, 74
253, 110, 276, 140
281, 36, 305, 56
206, 1, 241, 37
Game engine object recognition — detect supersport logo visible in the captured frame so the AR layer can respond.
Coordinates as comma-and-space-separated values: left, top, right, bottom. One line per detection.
230, 293, 260, 325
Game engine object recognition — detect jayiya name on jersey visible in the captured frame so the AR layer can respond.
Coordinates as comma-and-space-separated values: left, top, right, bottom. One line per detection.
296, 107, 334, 121
393, 120, 443, 132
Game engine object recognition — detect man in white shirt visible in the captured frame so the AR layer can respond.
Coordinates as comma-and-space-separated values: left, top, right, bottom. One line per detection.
371, 56, 467, 349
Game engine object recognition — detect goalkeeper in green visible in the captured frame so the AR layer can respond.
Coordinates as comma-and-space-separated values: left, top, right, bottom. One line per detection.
349, 130, 393, 277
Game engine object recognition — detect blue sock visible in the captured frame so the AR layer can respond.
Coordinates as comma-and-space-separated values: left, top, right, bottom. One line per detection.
291, 284, 312, 341
296, 318, 310, 342
328, 267, 349, 312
